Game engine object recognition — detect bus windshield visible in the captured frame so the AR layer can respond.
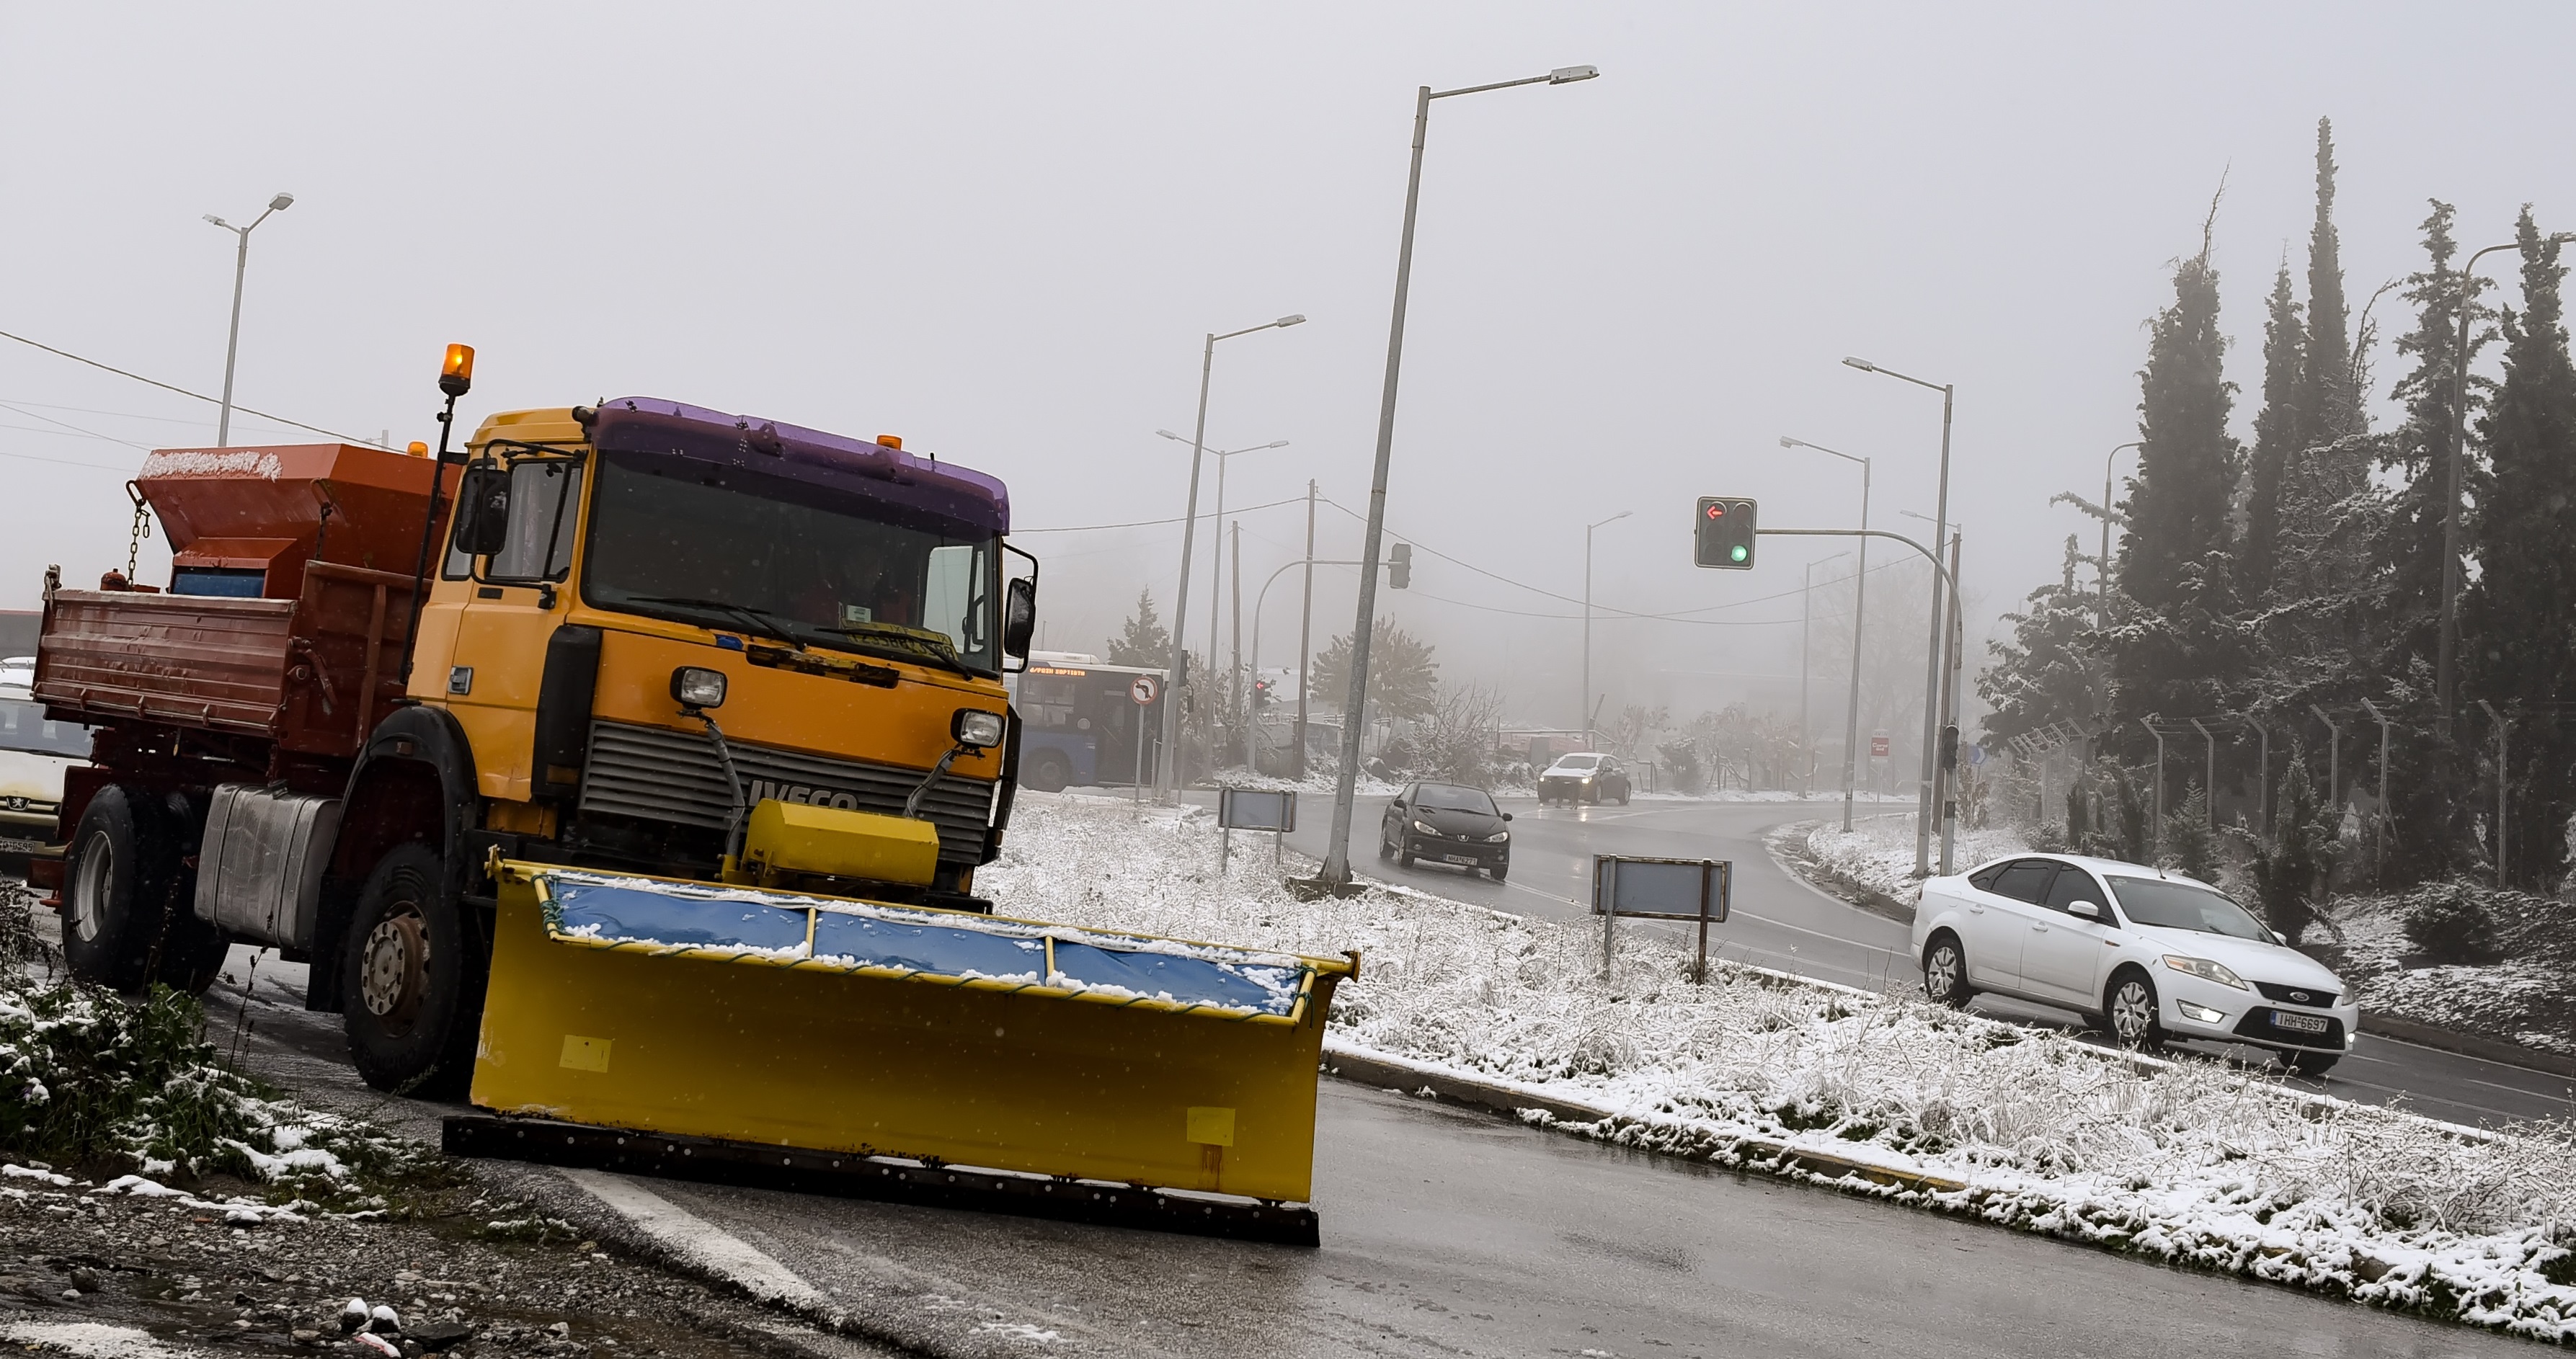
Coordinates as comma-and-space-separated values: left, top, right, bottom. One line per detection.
583, 450, 999, 672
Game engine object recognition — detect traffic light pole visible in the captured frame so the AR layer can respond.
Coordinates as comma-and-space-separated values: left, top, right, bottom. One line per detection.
1760, 527, 1964, 870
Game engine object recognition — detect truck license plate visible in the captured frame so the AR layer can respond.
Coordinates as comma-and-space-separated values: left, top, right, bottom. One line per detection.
0, 838, 37, 855
2271, 1011, 2329, 1034
1442, 854, 1479, 866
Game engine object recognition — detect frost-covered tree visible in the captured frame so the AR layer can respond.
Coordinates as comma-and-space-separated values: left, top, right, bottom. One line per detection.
1979, 536, 2108, 747
1308, 620, 1439, 722
2298, 119, 2362, 446
2239, 262, 2305, 600
2459, 208, 2576, 888
2232, 754, 2342, 945
1102, 589, 1170, 667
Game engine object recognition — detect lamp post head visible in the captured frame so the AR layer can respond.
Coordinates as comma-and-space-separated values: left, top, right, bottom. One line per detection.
1155, 429, 1186, 442
1778, 436, 1800, 449
1275, 314, 1306, 329
268, 192, 295, 213
1548, 65, 1600, 84
203, 215, 230, 228
1842, 357, 1877, 373
1262, 440, 1289, 450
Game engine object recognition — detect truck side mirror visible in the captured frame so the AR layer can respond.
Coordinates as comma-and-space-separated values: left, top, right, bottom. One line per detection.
454, 466, 511, 557
1002, 576, 1036, 659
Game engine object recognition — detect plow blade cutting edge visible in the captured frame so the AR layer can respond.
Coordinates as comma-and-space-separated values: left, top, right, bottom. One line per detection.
461, 861, 1354, 1229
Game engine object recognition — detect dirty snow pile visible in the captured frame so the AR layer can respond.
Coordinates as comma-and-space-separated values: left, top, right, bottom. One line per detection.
985, 794, 2576, 1342
0, 973, 419, 1209
1787, 812, 2030, 909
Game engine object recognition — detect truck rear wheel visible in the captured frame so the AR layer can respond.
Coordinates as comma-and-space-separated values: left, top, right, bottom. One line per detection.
340, 844, 489, 1098
63, 785, 228, 995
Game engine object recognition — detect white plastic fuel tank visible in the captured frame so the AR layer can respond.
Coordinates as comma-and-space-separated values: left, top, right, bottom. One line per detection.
194, 783, 342, 948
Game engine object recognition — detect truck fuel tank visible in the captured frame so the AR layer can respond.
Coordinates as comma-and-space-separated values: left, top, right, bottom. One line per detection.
195, 784, 342, 949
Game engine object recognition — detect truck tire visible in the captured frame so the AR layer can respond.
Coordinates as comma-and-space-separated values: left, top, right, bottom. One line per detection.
63, 785, 226, 995
340, 844, 489, 1098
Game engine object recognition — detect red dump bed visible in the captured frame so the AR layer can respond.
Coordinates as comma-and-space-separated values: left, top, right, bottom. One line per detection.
32, 443, 454, 759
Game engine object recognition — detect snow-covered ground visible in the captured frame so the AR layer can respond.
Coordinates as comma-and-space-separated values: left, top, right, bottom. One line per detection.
1786, 813, 2031, 908
2331, 894, 2576, 1057
984, 794, 2576, 1342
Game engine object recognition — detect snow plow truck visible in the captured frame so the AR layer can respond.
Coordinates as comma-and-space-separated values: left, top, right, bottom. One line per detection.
28, 347, 1350, 1242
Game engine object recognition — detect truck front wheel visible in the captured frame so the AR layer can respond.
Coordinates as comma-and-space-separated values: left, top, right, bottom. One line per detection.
340, 845, 489, 1098
63, 785, 226, 995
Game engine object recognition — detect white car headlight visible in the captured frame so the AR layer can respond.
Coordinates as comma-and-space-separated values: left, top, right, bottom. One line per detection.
2163, 955, 2248, 990
1411, 819, 1436, 835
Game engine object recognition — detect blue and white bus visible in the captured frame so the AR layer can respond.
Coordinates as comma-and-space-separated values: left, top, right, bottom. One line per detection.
1008, 653, 1168, 792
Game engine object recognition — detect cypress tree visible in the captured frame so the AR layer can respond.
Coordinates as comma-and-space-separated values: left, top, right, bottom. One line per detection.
2460, 209, 2576, 887
2241, 262, 2306, 600
2299, 119, 2360, 444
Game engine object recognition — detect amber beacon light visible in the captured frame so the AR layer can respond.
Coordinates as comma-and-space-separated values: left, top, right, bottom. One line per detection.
440, 344, 476, 398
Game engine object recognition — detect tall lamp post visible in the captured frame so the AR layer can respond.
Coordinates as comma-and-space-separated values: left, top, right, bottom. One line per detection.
2438, 234, 2573, 735
1581, 511, 1632, 750
1781, 436, 1873, 829
203, 192, 295, 447
1158, 429, 1289, 759
1158, 316, 1304, 798
1316, 63, 1599, 888
1843, 356, 1955, 876
2100, 440, 2143, 607
1798, 551, 1853, 799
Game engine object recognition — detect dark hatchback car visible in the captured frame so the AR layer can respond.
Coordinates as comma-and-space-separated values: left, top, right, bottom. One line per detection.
1380, 781, 1513, 880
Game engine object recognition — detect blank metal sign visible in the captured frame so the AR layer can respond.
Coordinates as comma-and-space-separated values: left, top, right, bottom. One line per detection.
1591, 856, 1729, 922
1219, 788, 1297, 832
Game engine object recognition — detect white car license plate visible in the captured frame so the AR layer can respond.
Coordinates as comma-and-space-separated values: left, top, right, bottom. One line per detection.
2271, 1011, 2329, 1034
1442, 854, 1479, 866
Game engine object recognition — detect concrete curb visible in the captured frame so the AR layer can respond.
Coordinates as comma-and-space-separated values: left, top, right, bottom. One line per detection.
2360, 1012, 2576, 1080
1320, 1048, 1968, 1196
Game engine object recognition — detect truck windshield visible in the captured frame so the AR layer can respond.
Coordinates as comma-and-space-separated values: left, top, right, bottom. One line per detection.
582, 450, 999, 672
0, 699, 92, 758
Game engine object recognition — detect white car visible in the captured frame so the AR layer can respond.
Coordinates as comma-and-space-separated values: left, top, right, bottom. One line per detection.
1911, 852, 2358, 1076
0, 661, 91, 855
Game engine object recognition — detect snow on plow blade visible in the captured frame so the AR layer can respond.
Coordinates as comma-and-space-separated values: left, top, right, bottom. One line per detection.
466, 861, 1355, 1211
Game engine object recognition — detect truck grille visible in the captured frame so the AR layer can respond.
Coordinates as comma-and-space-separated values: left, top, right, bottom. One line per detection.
577, 720, 994, 865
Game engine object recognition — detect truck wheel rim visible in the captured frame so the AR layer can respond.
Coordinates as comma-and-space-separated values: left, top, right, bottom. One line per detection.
1924, 944, 1959, 999
69, 832, 110, 944
2110, 981, 2153, 1042
360, 907, 431, 1031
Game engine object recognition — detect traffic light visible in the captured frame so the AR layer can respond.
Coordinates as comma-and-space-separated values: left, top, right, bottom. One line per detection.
1387, 542, 1413, 589
1251, 678, 1274, 710
1694, 497, 1758, 569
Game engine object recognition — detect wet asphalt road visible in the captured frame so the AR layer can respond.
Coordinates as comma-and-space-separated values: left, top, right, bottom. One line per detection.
1217, 791, 2576, 1129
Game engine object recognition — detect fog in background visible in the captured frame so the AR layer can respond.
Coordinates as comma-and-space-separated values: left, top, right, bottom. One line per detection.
4, 4, 2568, 753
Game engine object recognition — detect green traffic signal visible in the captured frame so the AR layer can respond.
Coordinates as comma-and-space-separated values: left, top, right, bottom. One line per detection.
1694, 496, 1759, 569
1729, 545, 1748, 562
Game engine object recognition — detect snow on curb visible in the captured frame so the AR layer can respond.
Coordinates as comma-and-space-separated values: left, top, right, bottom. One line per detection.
986, 794, 2576, 1343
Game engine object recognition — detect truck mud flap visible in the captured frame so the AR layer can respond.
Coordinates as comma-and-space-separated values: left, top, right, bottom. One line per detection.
441, 1113, 1320, 1246
469, 861, 1353, 1224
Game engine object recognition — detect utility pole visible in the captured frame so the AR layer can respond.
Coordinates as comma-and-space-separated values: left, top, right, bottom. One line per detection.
1294, 480, 1317, 780
2477, 699, 2508, 888
1936, 530, 1965, 873
2142, 718, 2167, 860
2360, 698, 2392, 888
1228, 521, 1243, 769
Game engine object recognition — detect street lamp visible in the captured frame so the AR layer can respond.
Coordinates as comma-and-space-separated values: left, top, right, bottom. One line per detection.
2099, 441, 2143, 606
1158, 429, 1289, 758
2438, 233, 2576, 735
1582, 511, 1632, 750
1798, 551, 1852, 801
1781, 436, 1874, 829
1843, 355, 1955, 876
1159, 316, 1304, 798
1315, 63, 1599, 888
203, 192, 295, 447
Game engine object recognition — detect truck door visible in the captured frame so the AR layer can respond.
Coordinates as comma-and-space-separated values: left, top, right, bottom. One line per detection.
435, 454, 585, 800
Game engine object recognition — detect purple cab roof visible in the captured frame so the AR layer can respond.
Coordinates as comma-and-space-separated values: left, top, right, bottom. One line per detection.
591, 398, 1009, 535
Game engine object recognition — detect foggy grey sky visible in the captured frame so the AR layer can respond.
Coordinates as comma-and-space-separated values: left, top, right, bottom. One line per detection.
5, 4, 2570, 734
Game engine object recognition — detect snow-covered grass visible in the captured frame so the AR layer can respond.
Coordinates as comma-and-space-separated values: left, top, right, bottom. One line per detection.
1790, 814, 2031, 909
2330, 892, 2576, 1058
985, 793, 2576, 1342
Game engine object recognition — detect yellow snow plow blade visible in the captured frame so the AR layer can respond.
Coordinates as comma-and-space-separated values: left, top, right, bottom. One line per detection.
469, 860, 1355, 1203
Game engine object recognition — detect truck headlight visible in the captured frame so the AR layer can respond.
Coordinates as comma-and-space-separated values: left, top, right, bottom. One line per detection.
670, 666, 727, 709
952, 708, 1006, 749
2163, 955, 2247, 990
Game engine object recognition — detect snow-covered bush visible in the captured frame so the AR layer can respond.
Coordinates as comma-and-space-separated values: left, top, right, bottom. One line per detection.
2402, 881, 2504, 964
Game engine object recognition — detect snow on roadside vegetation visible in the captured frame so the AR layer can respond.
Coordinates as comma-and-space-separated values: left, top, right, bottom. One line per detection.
1790, 812, 2030, 908
985, 794, 2576, 1342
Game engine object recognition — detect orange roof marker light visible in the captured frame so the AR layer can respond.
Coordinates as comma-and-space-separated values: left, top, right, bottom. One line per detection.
407, 441, 429, 456
440, 343, 476, 398
875, 435, 903, 450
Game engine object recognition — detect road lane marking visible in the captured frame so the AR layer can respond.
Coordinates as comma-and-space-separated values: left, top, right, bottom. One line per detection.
559, 1167, 838, 1315
2467, 1077, 2572, 1102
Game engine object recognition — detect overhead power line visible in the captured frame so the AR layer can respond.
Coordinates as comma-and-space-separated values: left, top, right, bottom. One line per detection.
0, 327, 372, 444
1016, 494, 1305, 534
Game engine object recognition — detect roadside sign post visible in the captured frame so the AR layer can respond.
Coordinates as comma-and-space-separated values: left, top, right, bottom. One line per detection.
1217, 788, 1297, 873
1129, 674, 1162, 808
1591, 855, 1731, 983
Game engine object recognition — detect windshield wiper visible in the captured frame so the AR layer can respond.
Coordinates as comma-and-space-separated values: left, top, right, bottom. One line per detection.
825, 620, 974, 677
626, 595, 808, 652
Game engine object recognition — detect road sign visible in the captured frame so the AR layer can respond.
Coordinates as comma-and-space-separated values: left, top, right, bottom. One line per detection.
1218, 788, 1296, 832
1591, 855, 1731, 981
1870, 733, 1891, 758
1966, 743, 1988, 767
1129, 674, 1161, 705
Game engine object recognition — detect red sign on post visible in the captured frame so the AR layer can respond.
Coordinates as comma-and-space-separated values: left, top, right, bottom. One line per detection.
1870, 734, 1891, 758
